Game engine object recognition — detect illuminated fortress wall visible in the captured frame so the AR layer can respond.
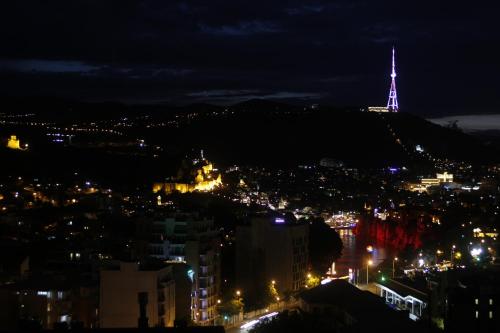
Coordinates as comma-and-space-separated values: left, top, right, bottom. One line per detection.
7, 135, 21, 150
153, 161, 222, 194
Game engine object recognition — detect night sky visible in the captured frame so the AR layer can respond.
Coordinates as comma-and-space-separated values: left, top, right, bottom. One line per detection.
1, 1, 499, 116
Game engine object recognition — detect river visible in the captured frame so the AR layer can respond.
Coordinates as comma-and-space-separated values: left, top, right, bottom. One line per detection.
334, 228, 393, 279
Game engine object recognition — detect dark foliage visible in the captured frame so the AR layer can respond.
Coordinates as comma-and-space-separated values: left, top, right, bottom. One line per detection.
308, 217, 343, 274
250, 310, 337, 333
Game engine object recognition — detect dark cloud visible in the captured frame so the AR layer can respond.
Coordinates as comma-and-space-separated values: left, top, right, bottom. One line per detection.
285, 4, 325, 16
185, 89, 326, 104
0, 0, 499, 114
0, 59, 101, 74
199, 21, 282, 36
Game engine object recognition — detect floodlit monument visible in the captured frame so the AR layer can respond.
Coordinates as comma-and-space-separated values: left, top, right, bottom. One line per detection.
6, 135, 22, 150
368, 47, 400, 113
387, 47, 399, 112
153, 155, 222, 194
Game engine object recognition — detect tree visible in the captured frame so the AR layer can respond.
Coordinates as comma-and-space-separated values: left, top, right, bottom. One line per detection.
306, 274, 320, 288
266, 281, 279, 303
217, 298, 244, 317
308, 217, 343, 275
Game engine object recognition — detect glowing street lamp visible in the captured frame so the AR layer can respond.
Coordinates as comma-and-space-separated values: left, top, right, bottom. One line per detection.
451, 245, 456, 264
392, 257, 398, 278
366, 260, 373, 284
435, 249, 443, 265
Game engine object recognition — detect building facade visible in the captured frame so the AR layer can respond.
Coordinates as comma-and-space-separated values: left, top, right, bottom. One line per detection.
100, 262, 175, 328
0, 279, 98, 330
236, 216, 308, 296
149, 214, 221, 325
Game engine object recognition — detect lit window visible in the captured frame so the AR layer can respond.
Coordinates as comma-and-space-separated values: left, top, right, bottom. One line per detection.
475, 311, 479, 319
475, 298, 479, 305
489, 311, 493, 319
489, 299, 493, 305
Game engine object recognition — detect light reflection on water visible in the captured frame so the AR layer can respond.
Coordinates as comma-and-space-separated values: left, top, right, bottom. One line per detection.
334, 228, 391, 276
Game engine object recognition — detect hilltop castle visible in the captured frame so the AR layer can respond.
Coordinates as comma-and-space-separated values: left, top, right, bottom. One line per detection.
6, 135, 26, 150
153, 153, 222, 194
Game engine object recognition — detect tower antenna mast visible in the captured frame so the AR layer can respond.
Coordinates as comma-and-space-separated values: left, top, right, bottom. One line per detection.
387, 47, 399, 112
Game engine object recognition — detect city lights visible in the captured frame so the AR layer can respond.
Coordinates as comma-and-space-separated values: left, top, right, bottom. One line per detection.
1, 12, 499, 332
470, 248, 482, 257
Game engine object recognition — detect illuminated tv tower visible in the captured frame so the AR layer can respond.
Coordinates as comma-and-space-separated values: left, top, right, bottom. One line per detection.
387, 47, 399, 112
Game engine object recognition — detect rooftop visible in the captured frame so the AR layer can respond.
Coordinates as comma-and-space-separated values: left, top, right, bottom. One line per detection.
376, 278, 429, 301
299, 280, 418, 332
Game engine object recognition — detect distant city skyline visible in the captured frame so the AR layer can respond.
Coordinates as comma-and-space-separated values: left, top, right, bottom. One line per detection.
1, 1, 499, 116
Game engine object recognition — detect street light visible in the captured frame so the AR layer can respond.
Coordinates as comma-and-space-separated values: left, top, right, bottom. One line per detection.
392, 257, 398, 278
436, 249, 443, 266
236, 290, 241, 297
451, 245, 456, 265
366, 260, 373, 284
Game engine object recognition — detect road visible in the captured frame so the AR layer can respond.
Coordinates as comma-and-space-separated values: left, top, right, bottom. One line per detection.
225, 311, 279, 333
